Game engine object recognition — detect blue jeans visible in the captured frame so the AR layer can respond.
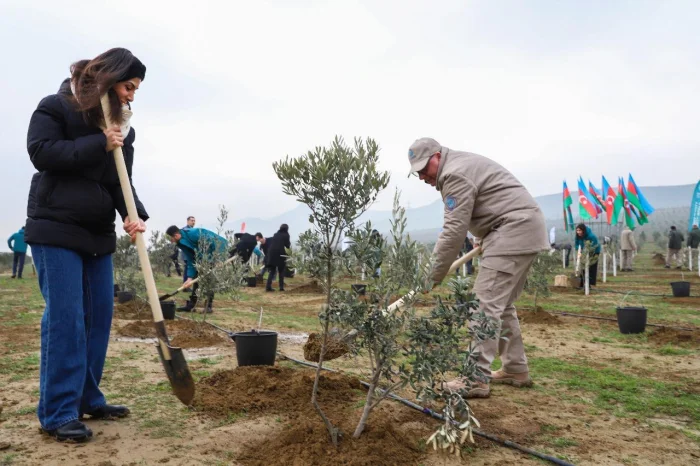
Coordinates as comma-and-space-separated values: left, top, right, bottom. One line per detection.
32, 245, 113, 430
12, 252, 26, 277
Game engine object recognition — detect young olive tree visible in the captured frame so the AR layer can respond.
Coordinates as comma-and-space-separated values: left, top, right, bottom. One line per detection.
406, 278, 497, 456
338, 193, 498, 455
523, 251, 560, 310
273, 136, 390, 445
339, 192, 432, 438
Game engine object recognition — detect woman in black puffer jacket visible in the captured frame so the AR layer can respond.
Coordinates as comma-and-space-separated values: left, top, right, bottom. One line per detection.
25, 48, 148, 443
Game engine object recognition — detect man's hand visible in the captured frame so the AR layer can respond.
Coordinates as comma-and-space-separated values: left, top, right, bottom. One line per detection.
182, 278, 195, 289
123, 216, 146, 243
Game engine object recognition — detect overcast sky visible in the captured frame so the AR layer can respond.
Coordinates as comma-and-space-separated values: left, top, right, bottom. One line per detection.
2, 0, 699, 251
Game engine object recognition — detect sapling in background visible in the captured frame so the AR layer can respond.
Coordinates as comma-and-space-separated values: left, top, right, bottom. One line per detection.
113, 234, 146, 306
148, 230, 176, 277
273, 136, 390, 445
523, 251, 559, 310
190, 205, 247, 322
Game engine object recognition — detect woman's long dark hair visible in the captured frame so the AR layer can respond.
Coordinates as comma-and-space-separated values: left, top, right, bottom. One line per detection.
70, 48, 140, 128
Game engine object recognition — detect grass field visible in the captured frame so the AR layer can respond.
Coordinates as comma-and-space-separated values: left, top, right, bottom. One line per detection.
0, 243, 698, 465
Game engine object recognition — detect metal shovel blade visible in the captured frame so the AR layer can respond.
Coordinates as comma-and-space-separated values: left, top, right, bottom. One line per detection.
154, 321, 195, 405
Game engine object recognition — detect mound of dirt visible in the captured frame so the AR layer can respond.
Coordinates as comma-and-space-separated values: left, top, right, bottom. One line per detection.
194, 366, 433, 466
303, 332, 349, 362
647, 327, 700, 347
287, 282, 324, 295
113, 300, 149, 320
238, 407, 431, 466
169, 320, 228, 348
118, 320, 154, 338
116, 318, 228, 348
193, 366, 361, 417
519, 308, 562, 325
652, 253, 666, 266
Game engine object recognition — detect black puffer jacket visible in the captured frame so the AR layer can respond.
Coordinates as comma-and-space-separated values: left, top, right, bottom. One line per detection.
25, 79, 148, 256
267, 229, 291, 267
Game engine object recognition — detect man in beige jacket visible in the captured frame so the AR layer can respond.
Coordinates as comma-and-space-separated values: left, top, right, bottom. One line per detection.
620, 227, 637, 271
408, 137, 549, 398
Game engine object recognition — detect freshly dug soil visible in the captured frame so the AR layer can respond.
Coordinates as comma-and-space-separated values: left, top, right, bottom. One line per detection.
287, 282, 324, 295
652, 253, 666, 266
113, 299, 149, 320
193, 366, 361, 417
647, 327, 700, 347
519, 308, 562, 325
118, 319, 154, 338
303, 332, 349, 362
116, 318, 227, 348
169, 320, 228, 348
194, 366, 434, 466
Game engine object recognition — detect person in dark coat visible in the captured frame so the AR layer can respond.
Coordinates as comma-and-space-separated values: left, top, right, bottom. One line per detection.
232, 232, 259, 264
7, 226, 28, 279
25, 48, 148, 442
266, 224, 291, 292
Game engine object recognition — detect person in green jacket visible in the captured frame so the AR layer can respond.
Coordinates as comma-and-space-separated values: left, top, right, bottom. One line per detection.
7, 226, 28, 279
166, 225, 228, 313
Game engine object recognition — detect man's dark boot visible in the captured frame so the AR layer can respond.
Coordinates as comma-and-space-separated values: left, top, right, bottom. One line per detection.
80, 405, 130, 420
177, 301, 195, 312
42, 420, 93, 442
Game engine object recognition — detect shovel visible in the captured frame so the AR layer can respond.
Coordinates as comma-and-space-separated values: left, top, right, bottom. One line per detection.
158, 255, 238, 301
101, 95, 195, 406
303, 246, 482, 361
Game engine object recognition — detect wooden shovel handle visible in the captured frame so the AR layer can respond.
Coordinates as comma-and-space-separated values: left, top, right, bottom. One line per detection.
177, 254, 239, 291
383, 246, 482, 316
100, 95, 167, 331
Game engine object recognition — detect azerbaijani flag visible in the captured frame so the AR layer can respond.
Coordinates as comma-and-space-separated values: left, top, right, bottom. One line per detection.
618, 177, 636, 229
563, 181, 575, 231
578, 177, 599, 219
628, 174, 654, 214
625, 177, 649, 225
602, 176, 616, 224
588, 181, 606, 213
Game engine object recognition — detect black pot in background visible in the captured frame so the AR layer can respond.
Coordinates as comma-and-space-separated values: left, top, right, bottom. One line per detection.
114, 284, 120, 298
670, 281, 691, 298
230, 331, 278, 366
246, 277, 257, 287
161, 300, 176, 320
351, 284, 367, 296
616, 306, 647, 334
117, 291, 134, 304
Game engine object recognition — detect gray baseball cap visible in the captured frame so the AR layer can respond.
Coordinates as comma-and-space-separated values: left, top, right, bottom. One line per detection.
407, 137, 441, 176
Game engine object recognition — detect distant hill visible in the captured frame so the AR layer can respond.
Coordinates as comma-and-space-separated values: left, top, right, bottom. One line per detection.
230, 183, 696, 243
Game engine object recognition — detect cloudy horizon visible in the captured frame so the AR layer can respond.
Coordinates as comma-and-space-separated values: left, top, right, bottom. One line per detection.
2, 0, 699, 251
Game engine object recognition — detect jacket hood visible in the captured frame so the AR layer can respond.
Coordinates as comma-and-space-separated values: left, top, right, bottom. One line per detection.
58, 78, 72, 95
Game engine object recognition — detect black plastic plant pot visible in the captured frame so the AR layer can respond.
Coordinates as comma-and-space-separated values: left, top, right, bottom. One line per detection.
161, 300, 176, 320
230, 331, 278, 366
351, 284, 367, 296
113, 284, 120, 298
616, 306, 647, 334
117, 291, 134, 304
670, 281, 691, 298
246, 277, 257, 287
